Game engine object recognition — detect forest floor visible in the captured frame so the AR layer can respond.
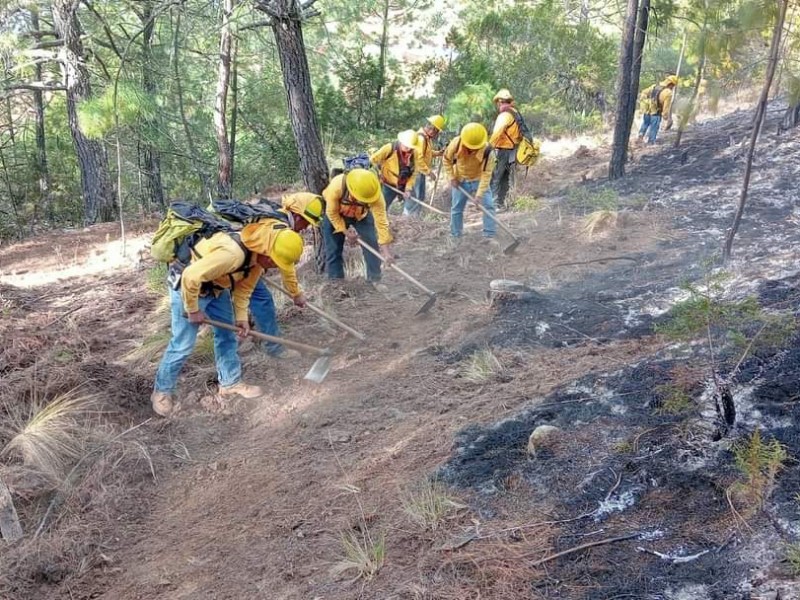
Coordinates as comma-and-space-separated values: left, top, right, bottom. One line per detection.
2, 105, 800, 600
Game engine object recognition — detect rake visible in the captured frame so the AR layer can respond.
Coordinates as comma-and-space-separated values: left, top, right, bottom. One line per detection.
385, 184, 448, 216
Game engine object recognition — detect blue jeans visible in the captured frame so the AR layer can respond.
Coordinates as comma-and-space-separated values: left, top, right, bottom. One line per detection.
249, 279, 283, 355
321, 213, 382, 281
382, 183, 403, 212
450, 180, 496, 238
639, 114, 662, 143
154, 287, 242, 394
404, 176, 424, 217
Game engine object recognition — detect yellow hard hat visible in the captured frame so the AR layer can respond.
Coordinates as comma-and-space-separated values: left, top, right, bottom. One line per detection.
345, 169, 381, 204
427, 115, 445, 131
397, 129, 419, 149
460, 123, 488, 150
270, 229, 304, 271
664, 75, 679, 86
282, 192, 324, 226
493, 88, 513, 103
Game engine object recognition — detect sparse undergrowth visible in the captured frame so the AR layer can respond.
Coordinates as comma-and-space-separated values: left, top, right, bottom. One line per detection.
728, 428, 787, 522
462, 348, 504, 383
402, 478, 465, 532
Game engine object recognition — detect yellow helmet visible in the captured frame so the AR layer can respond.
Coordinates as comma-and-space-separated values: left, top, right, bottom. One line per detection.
397, 129, 419, 149
427, 114, 445, 131
301, 195, 324, 225
270, 229, 304, 271
345, 169, 381, 204
493, 88, 513, 103
664, 75, 679, 86
460, 123, 488, 150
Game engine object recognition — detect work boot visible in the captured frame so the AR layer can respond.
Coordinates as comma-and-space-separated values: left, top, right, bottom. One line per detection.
218, 382, 263, 399
151, 391, 175, 417
269, 347, 301, 360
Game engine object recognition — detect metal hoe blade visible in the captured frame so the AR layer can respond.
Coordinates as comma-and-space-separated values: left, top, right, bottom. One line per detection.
503, 238, 522, 255
303, 354, 333, 383
415, 293, 437, 316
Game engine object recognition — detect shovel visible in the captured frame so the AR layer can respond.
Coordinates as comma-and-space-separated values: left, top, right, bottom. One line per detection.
263, 279, 367, 341
385, 184, 448, 216
457, 185, 523, 255
203, 318, 333, 383
356, 239, 437, 315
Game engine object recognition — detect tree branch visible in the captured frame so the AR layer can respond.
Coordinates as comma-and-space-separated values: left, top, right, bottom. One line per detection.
4, 83, 68, 92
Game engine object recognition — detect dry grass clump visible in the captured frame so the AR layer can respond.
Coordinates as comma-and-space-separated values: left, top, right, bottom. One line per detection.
123, 330, 171, 366
581, 209, 618, 237
402, 479, 466, 532
331, 528, 386, 582
462, 348, 504, 383
727, 428, 787, 524
1, 389, 100, 483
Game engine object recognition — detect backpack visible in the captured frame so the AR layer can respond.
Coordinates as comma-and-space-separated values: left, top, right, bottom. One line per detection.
151, 201, 235, 265
342, 153, 371, 172
210, 198, 288, 226
649, 85, 666, 115
501, 106, 539, 166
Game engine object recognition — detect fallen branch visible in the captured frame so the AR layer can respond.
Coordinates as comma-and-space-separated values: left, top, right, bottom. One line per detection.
529, 533, 639, 567
548, 256, 639, 269
636, 546, 710, 564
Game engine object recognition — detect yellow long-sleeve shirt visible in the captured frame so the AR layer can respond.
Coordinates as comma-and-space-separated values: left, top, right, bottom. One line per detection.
443, 137, 496, 199
490, 109, 522, 149
370, 143, 418, 192
640, 83, 674, 116
416, 128, 435, 175
180, 232, 263, 322
323, 174, 393, 245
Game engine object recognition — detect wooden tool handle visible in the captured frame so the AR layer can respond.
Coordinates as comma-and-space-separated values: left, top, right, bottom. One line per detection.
203, 318, 329, 356
457, 186, 517, 237
356, 240, 436, 296
385, 184, 448, 216
264, 280, 366, 341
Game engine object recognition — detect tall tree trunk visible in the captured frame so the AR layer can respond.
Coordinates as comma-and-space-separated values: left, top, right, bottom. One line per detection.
139, 0, 165, 211
626, 0, 649, 134
608, 0, 639, 180
263, 4, 329, 193
30, 6, 52, 220
52, 0, 114, 224
723, 0, 788, 261
171, 8, 211, 200
214, 0, 234, 199
229, 37, 239, 189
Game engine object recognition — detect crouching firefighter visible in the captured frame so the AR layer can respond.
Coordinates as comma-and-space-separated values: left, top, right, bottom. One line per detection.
149, 203, 304, 417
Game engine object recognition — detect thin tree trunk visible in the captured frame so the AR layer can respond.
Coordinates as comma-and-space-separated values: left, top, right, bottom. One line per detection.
30, 6, 52, 221
214, 0, 234, 199
626, 0, 650, 134
723, 0, 788, 262
171, 8, 211, 200
608, 0, 639, 180
229, 36, 239, 189
376, 0, 389, 127
669, 29, 688, 123
139, 0, 165, 210
52, 0, 114, 224
675, 28, 706, 148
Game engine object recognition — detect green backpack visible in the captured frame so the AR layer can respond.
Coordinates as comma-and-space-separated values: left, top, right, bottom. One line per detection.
151, 201, 235, 264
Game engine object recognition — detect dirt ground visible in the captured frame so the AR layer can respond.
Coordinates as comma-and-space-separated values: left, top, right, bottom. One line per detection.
2, 106, 800, 600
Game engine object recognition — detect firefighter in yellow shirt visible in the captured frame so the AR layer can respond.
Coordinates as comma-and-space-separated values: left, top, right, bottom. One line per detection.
637, 75, 677, 144
321, 168, 394, 284
151, 221, 304, 417
444, 123, 497, 242
370, 130, 419, 212
489, 89, 522, 211
405, 115, 445, 218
